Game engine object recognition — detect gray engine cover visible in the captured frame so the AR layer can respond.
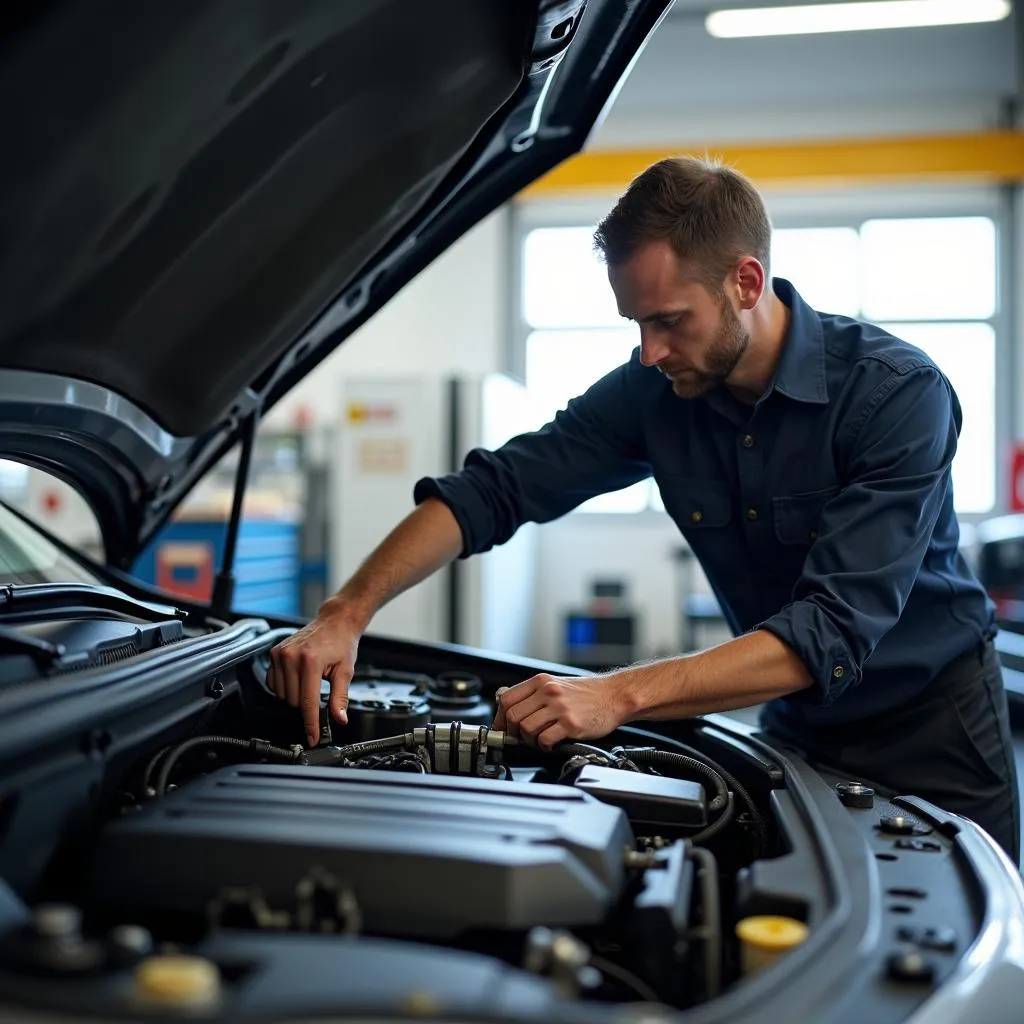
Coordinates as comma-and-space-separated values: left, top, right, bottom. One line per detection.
90, 764, 633, 937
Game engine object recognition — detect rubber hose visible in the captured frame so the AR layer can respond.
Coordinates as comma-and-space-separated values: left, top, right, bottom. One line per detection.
142, 745, 173, 795
664, 740, 768, 854
624, 748, 729, 812
687, 845, 722, 998
557, 742, 622, 763
155, 736, 298, 795
689, 791, 735, 846
338, 734, 409, 758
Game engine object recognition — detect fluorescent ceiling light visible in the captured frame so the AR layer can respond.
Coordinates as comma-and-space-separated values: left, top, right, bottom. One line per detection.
706, 0, 1011, 38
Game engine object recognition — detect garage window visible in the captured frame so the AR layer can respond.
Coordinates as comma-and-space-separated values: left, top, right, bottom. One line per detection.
522, 226, 651, 512
518, 214, 1000, 516
771, 216, 997, 515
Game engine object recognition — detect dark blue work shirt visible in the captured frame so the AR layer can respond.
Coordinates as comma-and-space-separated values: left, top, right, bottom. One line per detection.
415, 279, 996, 730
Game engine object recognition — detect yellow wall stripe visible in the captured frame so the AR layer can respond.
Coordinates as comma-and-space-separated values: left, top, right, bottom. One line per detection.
519, 131, 1024, 197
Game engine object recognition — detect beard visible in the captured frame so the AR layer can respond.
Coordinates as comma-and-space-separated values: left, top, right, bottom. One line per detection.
666, 296, 749, 398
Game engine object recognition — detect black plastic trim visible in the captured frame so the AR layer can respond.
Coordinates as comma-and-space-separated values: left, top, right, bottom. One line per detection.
0, 618, 270, 761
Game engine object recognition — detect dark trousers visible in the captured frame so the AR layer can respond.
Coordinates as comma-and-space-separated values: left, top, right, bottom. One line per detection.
764, 639, 1021, 868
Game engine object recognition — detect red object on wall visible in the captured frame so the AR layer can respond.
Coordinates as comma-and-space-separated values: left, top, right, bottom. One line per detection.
156, 541, 214, 601
1012, 444, 1024, 512
294, 404, 313, 430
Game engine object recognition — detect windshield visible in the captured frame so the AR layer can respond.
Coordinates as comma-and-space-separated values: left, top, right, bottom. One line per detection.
0, 502, 101, 586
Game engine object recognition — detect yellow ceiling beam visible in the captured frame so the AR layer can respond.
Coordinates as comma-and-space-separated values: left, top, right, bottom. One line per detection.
519, 130, 1024, 197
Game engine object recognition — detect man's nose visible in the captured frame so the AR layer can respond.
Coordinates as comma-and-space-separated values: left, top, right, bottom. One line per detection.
638, 328, 669, 367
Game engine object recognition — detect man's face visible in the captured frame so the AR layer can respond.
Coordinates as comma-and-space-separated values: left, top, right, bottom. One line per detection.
608, 240, 748, 399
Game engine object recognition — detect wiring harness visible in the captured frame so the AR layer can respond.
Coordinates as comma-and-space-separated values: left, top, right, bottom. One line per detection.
140, 723, 767, 854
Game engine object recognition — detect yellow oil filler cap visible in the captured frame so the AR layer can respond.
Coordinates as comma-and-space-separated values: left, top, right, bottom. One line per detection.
133, 954, 221, 1008
736, 915, 809, 974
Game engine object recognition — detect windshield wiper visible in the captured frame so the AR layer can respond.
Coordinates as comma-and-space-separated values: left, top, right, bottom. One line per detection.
0, 584, 186, 623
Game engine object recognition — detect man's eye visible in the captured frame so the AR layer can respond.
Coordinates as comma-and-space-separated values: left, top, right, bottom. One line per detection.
659, 318, 680, 329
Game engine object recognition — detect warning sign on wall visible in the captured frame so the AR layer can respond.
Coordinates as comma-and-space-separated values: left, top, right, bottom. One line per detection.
346, 402, 398, 425
356, 438, 408, 475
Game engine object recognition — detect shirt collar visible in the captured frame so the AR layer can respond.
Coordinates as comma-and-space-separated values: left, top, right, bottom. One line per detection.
767, 277, 829, 405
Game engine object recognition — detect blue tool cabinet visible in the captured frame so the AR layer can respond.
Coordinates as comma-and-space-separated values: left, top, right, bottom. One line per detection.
132, 517, 301, 616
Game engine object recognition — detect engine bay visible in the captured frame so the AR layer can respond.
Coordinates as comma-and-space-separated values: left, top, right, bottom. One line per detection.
0, 613, 981, 1022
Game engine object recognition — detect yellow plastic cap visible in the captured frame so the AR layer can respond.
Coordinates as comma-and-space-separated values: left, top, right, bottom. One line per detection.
133, 954, 220, 1007
735, 915, 809, 952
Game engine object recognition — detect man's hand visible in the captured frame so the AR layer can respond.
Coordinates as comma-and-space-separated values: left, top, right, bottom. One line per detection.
491, 632, 815, 752
265, 500, 465, 748
493, 673, 630, 751
267, 600, 364, 748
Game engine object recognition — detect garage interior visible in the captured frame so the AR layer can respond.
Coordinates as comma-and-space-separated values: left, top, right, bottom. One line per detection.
3, 1, 1023, 861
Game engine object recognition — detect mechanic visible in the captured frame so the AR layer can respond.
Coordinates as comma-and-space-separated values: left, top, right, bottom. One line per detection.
269, 156, 1020, 866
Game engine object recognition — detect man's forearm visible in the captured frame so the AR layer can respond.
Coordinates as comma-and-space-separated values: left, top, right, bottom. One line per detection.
323, 498, 464, 629
617, 630, 814, 722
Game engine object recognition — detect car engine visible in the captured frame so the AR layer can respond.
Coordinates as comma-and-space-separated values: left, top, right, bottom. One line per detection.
0, 625, 806, 1020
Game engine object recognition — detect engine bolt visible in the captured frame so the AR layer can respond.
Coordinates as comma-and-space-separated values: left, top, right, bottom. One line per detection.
886, 948, 936, 983
836, 781, 874, 808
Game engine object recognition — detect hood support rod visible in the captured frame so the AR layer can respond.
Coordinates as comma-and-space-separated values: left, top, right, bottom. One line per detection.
211, 410, 259, 617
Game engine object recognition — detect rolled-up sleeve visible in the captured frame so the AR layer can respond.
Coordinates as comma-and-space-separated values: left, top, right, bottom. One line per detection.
758, 365, 960, 706
414, 354, 651, 557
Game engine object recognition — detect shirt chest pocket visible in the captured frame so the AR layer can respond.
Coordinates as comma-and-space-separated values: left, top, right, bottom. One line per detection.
771, 487, 839, 546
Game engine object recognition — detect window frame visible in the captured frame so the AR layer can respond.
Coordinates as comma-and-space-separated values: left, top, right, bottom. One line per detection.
509, 185, 1013, 524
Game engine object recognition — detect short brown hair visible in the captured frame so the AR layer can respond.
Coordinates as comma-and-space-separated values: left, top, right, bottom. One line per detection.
593, 156, 772, 292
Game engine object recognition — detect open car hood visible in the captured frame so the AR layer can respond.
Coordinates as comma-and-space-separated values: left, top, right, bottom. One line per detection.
0, 0, 670, 568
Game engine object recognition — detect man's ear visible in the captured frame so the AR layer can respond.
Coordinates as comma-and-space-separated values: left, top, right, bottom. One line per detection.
734, 257, 766, 310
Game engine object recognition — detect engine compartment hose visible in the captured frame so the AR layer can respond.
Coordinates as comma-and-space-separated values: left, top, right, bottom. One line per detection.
689, 792, 735, 846
142, 746, 174, 795
337, 734, 410, 759
687, 845, 722, 998
664, 740, 768, 854
557, 742, 640, 770
155, 736, 301, 796
620, 747, 729, 812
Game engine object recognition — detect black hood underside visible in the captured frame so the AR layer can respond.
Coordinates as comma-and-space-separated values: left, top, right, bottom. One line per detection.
0, 0, 529, 438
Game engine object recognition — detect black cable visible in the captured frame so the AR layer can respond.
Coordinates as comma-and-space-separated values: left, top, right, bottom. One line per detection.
557, 753, 610, 784
687, 846, 721, 999
616, 727, 769, 827
663, 740, 768, 856
617, 747, 729, 812
155, 736, 301, 795
688, 792, 734, 846
351, 751, 427, 773
558, 742, 635, 766
338, 734, 409, 758
142, 745, 173, 795
588, 954, 661, 1004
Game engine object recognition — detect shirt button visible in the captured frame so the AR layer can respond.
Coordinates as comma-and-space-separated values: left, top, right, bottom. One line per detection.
741, 434, 755, 448
691, 510, 703, 524
833, 665, 845, 679
809, 530, 819, 541
746, 507, 758, 521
